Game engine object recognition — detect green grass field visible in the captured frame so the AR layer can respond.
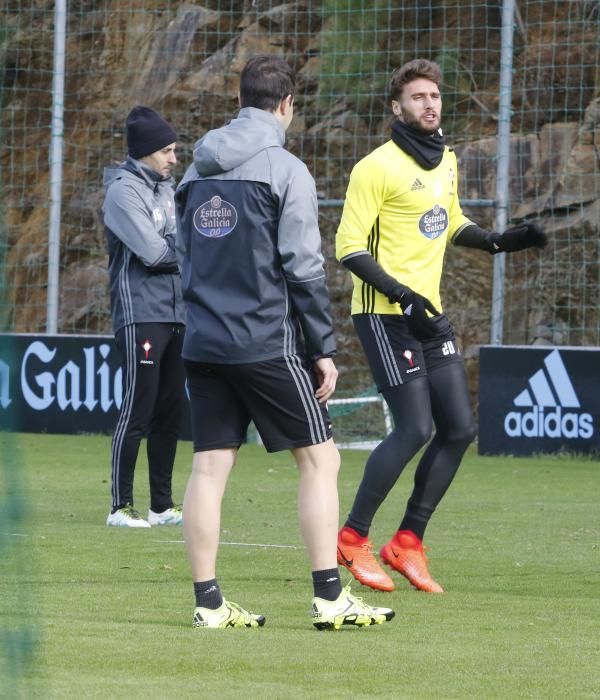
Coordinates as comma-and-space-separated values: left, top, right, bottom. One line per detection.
2, 433, 599, 698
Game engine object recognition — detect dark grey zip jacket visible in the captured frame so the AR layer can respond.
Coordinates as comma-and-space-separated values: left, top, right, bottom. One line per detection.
103, 157, 185, 333
176, 107, 335, 364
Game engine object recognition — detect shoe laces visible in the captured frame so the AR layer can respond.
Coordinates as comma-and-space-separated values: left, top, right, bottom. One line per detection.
122, 505, 143, 519
226, 600, 253, 622
343, 585, 376, 614
359, 540, 375, 555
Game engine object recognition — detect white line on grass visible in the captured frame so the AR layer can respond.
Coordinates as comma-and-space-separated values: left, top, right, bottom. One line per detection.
153, 539, 301, 550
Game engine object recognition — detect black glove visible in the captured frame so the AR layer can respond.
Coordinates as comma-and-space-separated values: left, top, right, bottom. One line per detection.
453, 222, 547, 255
391, 285, 441, 340
340, 253, 442, 340
494, 223, 547, 253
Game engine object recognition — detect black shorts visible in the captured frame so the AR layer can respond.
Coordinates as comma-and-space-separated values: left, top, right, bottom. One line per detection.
184, 355, 333, 453
352, 313, 464, 391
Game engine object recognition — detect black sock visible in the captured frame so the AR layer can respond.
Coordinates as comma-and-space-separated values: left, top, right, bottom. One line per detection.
312, 568, 342, 601
399, 514, 426, 541
193, 579, 223, 610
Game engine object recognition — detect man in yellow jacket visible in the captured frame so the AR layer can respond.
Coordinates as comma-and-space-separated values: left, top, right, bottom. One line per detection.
336, 58, 546, 593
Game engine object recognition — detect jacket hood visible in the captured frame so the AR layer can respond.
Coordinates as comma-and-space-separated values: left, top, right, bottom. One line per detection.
193, 107, 286, 177
103, 164, 122, 190
103, 156, 174, 192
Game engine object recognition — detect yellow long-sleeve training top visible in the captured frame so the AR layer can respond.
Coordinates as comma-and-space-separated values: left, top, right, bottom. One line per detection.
336, 139, 473, 316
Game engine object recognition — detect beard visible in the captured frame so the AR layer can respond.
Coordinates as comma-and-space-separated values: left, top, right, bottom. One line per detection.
402, 113, 440, 136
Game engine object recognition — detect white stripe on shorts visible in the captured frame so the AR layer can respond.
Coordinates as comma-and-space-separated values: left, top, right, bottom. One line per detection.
284, 353, 328, 444
369, 315, 403, 386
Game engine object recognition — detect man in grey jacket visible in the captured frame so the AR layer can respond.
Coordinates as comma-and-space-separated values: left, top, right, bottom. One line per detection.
103, 106, 185, 528
176, 55, 394, 630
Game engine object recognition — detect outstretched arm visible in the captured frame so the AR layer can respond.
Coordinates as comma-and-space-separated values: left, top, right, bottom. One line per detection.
453, 222, 547, 254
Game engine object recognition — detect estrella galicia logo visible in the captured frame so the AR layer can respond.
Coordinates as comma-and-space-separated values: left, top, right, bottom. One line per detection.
193, 195, 238, 238
418, 205, 448, 239
504, 349, 594, 439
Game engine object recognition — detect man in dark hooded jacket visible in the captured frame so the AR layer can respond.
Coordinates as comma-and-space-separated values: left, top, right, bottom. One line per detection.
176, 55, 394, 630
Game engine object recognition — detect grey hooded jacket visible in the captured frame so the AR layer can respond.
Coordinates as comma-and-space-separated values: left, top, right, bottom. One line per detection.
176, 107, 335, 364
103, 157, 185, 333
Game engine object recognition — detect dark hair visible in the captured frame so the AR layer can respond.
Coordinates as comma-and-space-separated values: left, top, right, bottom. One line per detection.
239, 55, 295, 111
389, 59, 442, 101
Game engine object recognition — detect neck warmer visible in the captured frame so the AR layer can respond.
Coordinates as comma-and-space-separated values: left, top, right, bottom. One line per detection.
391, 120, 445, 170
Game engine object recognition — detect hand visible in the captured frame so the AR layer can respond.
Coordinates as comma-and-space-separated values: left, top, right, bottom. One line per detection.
394, 287, 441, 341
313, 357, 338, 403
497, 223, 547, 252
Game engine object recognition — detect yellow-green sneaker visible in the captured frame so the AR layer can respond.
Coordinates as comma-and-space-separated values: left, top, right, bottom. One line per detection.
311, 585, 395, 631
192, 599, 266, 629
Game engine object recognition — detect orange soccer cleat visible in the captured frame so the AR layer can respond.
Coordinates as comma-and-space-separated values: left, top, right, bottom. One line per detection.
380, 530, 444, 593
337, 526, 395, 592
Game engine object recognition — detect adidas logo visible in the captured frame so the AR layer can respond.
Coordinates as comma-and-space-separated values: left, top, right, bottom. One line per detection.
410, 178, 425, 191
504, 350, 594, 439
192, 612, 208, 627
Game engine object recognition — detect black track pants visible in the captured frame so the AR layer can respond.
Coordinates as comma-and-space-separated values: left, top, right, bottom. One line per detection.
110, 322, 185, 512
346, 360, 477, 538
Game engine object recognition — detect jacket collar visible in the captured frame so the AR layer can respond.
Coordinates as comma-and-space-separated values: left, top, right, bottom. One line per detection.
124, 156, 174, 189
